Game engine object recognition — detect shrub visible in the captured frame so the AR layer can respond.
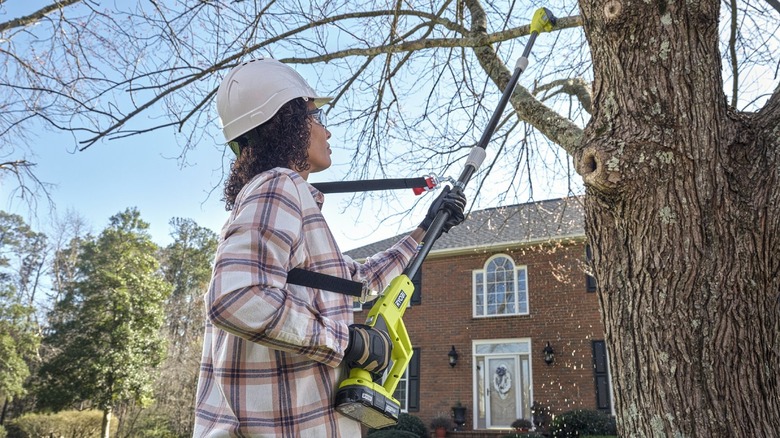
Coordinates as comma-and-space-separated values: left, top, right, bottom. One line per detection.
532, 401, 552, 432
429, 414, 454, 431
367, 413, 429, 438
398, 413, 429, 438
121, 411, 178, 438
511, 418, 533, 429
0, 424, 6, 438
550, 409, 617, 437
2, 423, 20, 438
6, 410, 117, 438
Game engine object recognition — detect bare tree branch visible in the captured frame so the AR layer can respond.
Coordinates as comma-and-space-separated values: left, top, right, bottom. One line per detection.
0, 160, 55, 213
729, 0, 739, 107
0, 0, 84, 33
534, 78, 593, 114
464, 0, 583, 155
1, 0, 775, 215
764, 0, 780, 15
756, 82, 780, 128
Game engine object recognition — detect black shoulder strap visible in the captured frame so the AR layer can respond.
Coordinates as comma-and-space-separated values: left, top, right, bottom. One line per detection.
287, 268, 363, 297
290, 177, 433, 295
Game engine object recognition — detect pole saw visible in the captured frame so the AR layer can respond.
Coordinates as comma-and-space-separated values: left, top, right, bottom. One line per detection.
334, 8, 558, 429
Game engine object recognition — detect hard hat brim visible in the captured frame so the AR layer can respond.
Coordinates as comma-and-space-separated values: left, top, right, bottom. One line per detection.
217, 58, 335, 142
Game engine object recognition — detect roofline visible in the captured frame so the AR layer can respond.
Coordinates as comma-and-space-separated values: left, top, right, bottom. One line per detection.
350, 232, 587, 263
464, 196, 579, 215
424, 232, 587, 259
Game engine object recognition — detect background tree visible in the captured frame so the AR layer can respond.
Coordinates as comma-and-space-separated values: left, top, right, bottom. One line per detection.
0, 212, 45, 425
47, 211, 91, 323
153, 218, 217, 436
37, 208, 172, 438
2, 0, 779, 436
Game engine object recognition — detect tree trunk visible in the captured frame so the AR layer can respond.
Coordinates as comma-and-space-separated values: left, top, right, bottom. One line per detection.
575, 0, 780, 436
102, 406, 112, 438
1, 396, 7, 425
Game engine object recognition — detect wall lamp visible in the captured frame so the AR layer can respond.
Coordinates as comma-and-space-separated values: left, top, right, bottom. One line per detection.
448, 345, 459, 368
543, 342, 555, 365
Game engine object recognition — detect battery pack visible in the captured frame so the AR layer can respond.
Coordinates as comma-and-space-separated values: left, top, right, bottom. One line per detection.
335, 384, 400, 429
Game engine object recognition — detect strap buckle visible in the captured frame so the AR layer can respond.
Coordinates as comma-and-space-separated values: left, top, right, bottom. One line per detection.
359, 279, 379, 304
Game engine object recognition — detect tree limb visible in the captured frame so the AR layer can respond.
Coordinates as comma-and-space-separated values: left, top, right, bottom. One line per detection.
755, 82, 780, 130
534, 78, 593, 114
463, 0, 583, 155
282, 15, 583, 64
0, 0, 84, 34
729, 0, 739, 107
75, 8, 583, 150
0, 160, 55, 213
764, 0, 780, 15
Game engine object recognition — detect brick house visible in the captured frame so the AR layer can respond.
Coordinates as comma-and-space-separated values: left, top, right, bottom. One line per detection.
345, 197, 613, 433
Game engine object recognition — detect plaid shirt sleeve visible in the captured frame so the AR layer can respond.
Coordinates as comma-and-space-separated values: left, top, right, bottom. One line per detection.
206, 170, 350, 366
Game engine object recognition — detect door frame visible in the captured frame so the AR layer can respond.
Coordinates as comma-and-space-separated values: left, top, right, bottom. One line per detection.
472, 338, 534, 429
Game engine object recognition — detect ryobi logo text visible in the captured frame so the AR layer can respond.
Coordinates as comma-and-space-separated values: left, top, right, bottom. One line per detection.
394, 291, 407, 308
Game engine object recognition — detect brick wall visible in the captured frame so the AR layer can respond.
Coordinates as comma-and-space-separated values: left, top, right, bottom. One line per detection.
356, 238, 608, 433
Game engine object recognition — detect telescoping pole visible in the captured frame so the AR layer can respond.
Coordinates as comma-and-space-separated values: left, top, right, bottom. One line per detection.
403, 7, 557, 279
335, 9, 558, 429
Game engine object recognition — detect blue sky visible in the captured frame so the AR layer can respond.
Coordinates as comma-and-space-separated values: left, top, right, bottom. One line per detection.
0, 124, 429, 250
0, 1, 584, 252
0, 0, 459, 249
2, 130, 227, 244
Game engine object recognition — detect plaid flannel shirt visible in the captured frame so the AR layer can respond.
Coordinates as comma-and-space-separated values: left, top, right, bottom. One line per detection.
194, 168, 417, 437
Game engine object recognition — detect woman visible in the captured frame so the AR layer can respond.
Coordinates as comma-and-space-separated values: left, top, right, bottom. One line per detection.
194, 58, 466, 437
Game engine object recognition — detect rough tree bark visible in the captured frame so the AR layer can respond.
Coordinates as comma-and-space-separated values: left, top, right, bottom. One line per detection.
574, 0, 780, 436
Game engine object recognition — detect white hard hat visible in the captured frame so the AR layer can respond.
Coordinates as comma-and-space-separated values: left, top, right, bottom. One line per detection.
216, 57, 333, 142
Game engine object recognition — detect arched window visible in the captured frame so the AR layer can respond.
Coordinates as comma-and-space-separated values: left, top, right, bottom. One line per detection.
473, 254, 529, 317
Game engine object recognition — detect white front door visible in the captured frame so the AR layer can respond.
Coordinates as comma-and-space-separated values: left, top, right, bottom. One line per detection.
484, 356, 521, 428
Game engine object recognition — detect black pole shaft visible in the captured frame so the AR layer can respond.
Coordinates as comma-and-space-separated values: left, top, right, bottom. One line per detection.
403, 32, 540, 279
522, 32, 538, 59
312, 177, 429, 194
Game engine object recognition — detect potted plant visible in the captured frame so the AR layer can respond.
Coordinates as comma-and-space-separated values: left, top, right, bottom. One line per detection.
430, 414, 453, 438
511, 418, 533, 432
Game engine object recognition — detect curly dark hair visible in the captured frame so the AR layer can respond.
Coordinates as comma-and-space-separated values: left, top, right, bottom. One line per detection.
223, 98, 311, 210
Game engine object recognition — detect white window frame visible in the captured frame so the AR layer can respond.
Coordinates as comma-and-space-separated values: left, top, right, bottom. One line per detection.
473, 254, 529, 318
379, 357, 409, 412
393, 367, 409, 412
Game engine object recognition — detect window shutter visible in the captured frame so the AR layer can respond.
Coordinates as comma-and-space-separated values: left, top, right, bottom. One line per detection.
585, 245, 597, 293
592, 340, 611, 412
406, 348, 421, 411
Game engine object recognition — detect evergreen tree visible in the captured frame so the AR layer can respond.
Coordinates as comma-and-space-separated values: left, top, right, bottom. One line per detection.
154, 218, 217, 436
37, 208, 172, 438
0, 211, 45, 424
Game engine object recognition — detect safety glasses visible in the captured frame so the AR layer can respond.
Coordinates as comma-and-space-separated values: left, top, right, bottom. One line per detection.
308, 108, 327, 127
